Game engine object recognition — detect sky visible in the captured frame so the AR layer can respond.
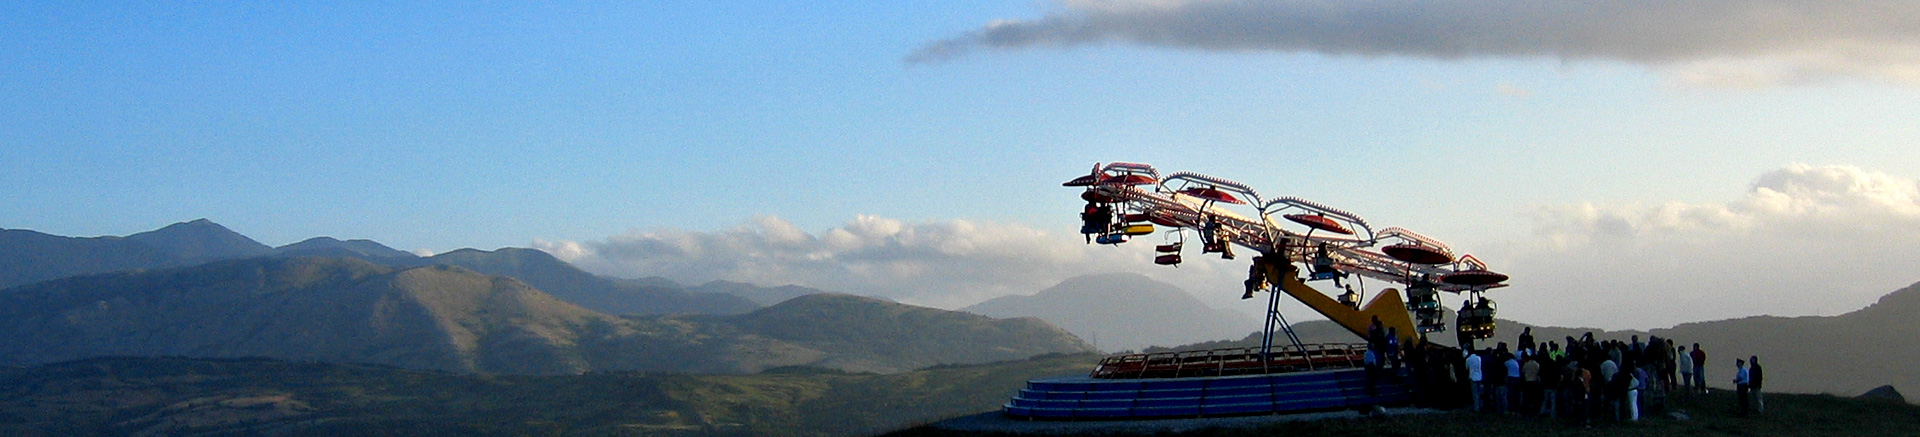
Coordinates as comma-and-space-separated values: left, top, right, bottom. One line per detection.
5, 1, 1919, 330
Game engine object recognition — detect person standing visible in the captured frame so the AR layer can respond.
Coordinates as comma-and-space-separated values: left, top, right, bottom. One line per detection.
1678, 345, 1694, 394
1486, 344, 1510, 413
1734, 359, 1751, 416
1575, 365, 1594, 424
1466, 348, 1485, 412
1691, 343, 1708, 393
1504, 348, 1522, 414
1629, 364, 1649, 421
1750, 355, 1765, 414
1539, 353, 1560, 417
1386, 327, 1402, 370
1523, 354, 1542, 415
1519, 327, 1535, 358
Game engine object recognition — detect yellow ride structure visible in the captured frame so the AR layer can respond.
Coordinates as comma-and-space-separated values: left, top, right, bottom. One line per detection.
1071, 162, 1510, 353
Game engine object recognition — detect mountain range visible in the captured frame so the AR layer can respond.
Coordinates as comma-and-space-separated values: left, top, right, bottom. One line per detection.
0, 219, 269, 289
10, 218, 1917, 401
0, 220, 1094, 375
0, 255, 1092, 374
0, 219, 772, 316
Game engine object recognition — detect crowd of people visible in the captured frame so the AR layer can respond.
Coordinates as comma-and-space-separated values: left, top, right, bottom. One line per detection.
1380, 328, 1766, 422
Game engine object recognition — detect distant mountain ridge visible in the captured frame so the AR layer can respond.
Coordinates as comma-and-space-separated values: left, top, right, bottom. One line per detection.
0, 257, 610, 373
0, 220, 771, 317
0, 256, 1093, 374
126, 219, 274, 261
964, 273, 1258, 351
276, 236, 417, 259
423, 248, 761, 316
690, 280, 848, 306
0, 219, 270, 289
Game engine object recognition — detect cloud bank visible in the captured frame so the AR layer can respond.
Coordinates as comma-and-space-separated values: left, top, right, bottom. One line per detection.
913, 0, 1920, 86
1501, 164, 1920, 328
536, 215, 1246, 309
539, 164, 1920, 330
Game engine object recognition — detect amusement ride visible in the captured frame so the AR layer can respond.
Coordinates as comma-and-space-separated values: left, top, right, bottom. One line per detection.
1003, 162, 1513, 419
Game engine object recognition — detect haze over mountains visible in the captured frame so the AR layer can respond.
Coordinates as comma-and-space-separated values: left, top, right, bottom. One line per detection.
0, 220, 1093, 375
964, 272, 1258, 352
0, 220, 767, 317
8, 218, 1920, 402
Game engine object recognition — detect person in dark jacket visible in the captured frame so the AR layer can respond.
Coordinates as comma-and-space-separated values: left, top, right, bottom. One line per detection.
1750, 355, 1765, 414
1734, 359, 1751, 416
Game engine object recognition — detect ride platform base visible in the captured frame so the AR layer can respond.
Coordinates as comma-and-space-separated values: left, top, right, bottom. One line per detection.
1003, 367, 1412, 420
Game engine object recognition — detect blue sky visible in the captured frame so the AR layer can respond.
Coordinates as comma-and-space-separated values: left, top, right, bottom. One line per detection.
7, 1, 1920, 329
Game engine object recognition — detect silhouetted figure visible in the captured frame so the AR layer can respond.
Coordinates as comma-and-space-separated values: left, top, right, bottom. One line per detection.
1386, 327, 1402, 370
1750, 355, 1765, 414
1734, 359, 1751, 416
1519, 327, 1535, 357
1691, 344, 1708, 393
1242, 257, 1266, 299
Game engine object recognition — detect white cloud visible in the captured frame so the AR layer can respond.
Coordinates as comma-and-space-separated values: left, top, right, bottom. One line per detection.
1498, 164, 1920, 329
914, 0, 1920, 86
534, 215, 1254, 310
535, 165, 1920, 332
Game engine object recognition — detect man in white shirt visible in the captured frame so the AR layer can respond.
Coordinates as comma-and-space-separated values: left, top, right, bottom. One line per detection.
1466, 349, 1484, 412
1678, 345, 1695, 394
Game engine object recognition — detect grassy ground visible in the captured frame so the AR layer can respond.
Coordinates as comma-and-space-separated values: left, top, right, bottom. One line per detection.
0, 354, 1102, 436
891, 390, 1920, 436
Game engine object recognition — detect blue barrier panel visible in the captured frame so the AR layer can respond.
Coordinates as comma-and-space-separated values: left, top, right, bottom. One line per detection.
1043, 391, 1086, 400
1035, 399, 1081, 408
1084, 390, 1140, 400
1135, 397, 1203, 408
1004, 367, 1416, 420
1207, 386, 1277, 397
1201, 402, 1274, 415
1202, 392, 1275, 406
1079, 399, 1134, 409
1029, 407, 1075, 418
1136, 388, 1203, 399
1205, 375, 1272, 389
1132, 405, 1201, 417
1075, 407, 1135, 418
1146, 379, 1208, 390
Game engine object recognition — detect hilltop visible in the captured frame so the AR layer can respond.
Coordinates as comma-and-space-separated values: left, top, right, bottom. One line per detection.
0, 219, 268, 289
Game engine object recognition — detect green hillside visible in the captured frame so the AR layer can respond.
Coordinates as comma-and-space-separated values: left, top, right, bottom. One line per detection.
0, 256, 1093, 375
0, 353, 1101, 436
427, 247, 761, 316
